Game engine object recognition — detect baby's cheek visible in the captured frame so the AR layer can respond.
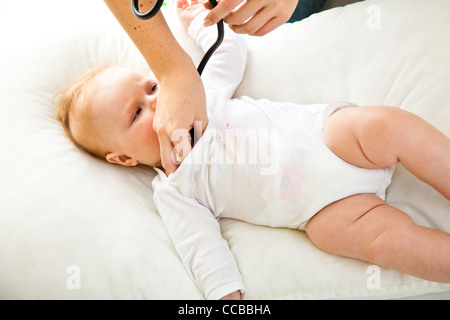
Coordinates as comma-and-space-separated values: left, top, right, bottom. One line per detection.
149, 128, 159, 147
143, 116, 159, 146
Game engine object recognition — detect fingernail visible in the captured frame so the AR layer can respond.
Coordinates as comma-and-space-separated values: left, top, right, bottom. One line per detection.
203, 18, 213, 27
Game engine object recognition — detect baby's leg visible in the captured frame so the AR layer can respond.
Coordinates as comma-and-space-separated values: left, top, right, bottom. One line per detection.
305, 194, 450, 283
323, 106, 450, 199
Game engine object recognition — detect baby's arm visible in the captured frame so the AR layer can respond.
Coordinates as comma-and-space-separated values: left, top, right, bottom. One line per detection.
177, 0, 247, 101
152, 174, 245, 300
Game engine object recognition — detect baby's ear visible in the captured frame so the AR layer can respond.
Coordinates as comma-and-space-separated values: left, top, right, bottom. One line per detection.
106, 152, 138, 167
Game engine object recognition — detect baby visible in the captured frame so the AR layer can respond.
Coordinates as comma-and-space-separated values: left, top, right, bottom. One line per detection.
55, 0, 450, 299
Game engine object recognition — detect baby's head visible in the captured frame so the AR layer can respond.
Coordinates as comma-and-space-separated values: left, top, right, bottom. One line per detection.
55, 66, 161, 168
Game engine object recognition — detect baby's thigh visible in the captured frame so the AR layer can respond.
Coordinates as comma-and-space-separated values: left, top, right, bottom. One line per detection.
305, 193, 413, 260
323, 106, 391, 169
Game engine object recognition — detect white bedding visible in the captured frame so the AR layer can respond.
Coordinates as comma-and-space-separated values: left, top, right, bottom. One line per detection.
0, 0, 449, 299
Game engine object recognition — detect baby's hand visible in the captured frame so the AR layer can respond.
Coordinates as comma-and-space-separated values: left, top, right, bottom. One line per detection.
220, 290, 242, 300
176, 0, 208, 31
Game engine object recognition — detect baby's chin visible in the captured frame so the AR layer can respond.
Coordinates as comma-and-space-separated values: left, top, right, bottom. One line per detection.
140, 158, 162, 169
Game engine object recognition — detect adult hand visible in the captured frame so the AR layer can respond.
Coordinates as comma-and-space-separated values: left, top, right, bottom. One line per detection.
203, 0, 298, 36
104, 0, 207, 175
154, 71, 207, 175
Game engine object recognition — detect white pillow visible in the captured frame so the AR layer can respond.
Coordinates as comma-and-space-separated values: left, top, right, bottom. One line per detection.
0, 0, 449, 299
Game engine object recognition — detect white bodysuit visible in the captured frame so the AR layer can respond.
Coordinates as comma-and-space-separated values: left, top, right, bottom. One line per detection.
152, 13, 394, 300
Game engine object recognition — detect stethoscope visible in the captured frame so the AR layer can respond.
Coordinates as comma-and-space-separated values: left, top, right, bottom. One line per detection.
131, 0, 224, 76
131, 0, 224, 143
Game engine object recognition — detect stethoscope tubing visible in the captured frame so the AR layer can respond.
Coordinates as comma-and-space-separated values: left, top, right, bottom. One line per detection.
131, 0, 224, 76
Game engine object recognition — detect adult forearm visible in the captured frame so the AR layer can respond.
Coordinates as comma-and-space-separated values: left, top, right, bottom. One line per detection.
103, 0, 196, 79
104, 0, 208, 174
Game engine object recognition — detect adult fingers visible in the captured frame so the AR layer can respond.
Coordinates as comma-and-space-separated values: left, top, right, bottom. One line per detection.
251, 16, 286, 36
192, 120, 205, 144
203, 0, 213, 10
158, 134, 179, 175
223, 0, 263, 26
231, 15, 284, 36
230, 3, 291, 36
159, 123, 202, 175
170, 128, 192, 165
203, 0, 245, 26
229, 4, 273, 35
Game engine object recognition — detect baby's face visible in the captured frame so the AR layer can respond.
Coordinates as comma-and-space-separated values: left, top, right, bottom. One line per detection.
86, 67, 161, 167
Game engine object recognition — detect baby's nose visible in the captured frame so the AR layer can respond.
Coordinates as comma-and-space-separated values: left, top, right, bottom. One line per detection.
148, 95, 157, 111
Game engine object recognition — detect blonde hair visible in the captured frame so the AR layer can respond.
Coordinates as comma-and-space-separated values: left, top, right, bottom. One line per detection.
54, 66, 109, 159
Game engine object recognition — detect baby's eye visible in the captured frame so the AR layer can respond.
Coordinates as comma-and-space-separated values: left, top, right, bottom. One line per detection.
147, 83, 158, 95
133, 107, 142, 122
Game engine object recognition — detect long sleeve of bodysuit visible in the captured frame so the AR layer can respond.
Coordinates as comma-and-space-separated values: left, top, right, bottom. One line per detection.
188, 11, 247, 103
152, 174, 245, 300
151, 13, 248, 300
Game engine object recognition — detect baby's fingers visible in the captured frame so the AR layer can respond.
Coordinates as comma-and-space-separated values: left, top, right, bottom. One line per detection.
176, 0, 189, 9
